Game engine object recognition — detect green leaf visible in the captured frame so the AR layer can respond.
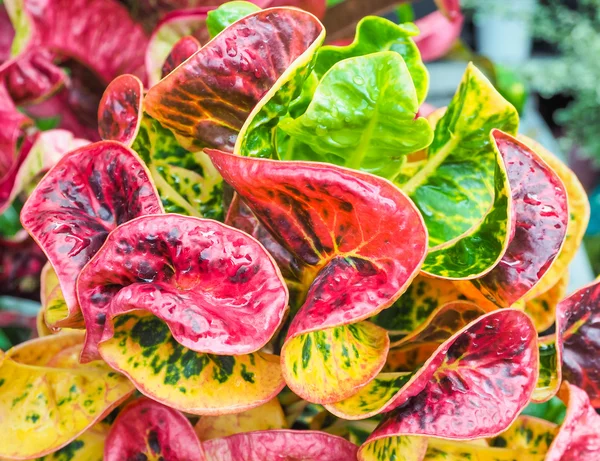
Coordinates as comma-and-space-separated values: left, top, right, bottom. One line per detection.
315, 16, 428, 104
398, 63, 519, 279
206, 1, 261, 39
278, 51, 433, 179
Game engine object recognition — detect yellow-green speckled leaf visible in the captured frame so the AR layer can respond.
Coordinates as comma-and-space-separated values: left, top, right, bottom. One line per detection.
33, 423, 108, 461
195, 398, 286, 441
98, 311, 285, 415
534, 335, 562, 403
132, 116, 224, 220
40, 263, 73, 330
0, 333, 133, 460
399, 63, 518, 280
281, 321, 389, 405
519, 135, 590, 301
525, 273, 569, 333
359, 435, 428, 461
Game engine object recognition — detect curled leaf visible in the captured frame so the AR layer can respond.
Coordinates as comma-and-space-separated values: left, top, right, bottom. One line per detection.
202, 430, 358, 461
207, 150, 427, 403
206, 1, 262, 39
526, 272, 569, 333
161, 35, 201, 79
20, 141, 163, 328
463, 131, 568, 307
97, 74, 143, 147
145, 7, 325, 151
0, 333, 133, 459
104, 398, 205, 461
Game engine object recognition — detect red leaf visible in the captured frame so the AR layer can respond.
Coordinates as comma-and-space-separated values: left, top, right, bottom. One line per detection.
98, 74, 144, 146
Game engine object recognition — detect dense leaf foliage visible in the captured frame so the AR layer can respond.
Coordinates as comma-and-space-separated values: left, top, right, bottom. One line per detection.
0, 1, 599, 460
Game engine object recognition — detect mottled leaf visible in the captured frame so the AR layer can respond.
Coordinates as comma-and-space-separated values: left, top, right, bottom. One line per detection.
39, 262, 68, 332
399, 63, 518, 279
278, 52, 433, 179
98, 311, 285, 415
145, 8, 324, 151
314, 16, 428, 104
104, 398, 205, 461
559, 278, 600, 407
131, 116, 224, 220
463, 131, 568, 307
0, 333, 133, 459
77, 213, 288, 361
97, 74, 143, 147
195, 398, 286, 441
356, 309, 537, 452
20, 141, 163, 328
161, 35, 201, 79
145, 8, 209, 87
206, 1, 261, 39
207, 150, 427, 403
202, 430, 358, 461
519, 135, 590, 301
358, 435, 427, 461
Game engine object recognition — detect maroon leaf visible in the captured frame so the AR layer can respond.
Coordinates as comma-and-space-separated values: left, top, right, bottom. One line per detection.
145, 8, 324, 151
202, 430, 358, 461
20, 141, 163, 329
162, 35, 201, 79
98, 74, 144, 146
104, 398, 205, 461
0, 231, 46, 298
464, 130, 568, 307
559, 278, 600, 408
77, 214, 289, 361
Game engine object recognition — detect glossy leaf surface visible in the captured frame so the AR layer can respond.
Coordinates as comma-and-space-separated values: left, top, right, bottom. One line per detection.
195, 398, 286, 441
399, 64, 518, 279
314, 16, 428, 104
20, 141, 163, 328
0, 333, 133, 459
465, 131, 568, 307
104, 398, 205, 461
278, 52, 433, 179
97, 74, 143, 147
77, 213, 288, 360
145, 8, 324, 151
559, 278, 600, 407
131, 116, 224, 220
207, 150, 427, 402
202, 430, 358, 461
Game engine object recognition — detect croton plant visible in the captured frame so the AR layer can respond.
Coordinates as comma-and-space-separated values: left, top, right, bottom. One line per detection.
0, 0, 598, 460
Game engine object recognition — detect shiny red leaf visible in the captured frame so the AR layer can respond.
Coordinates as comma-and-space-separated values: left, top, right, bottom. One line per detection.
77, 214, 288, 361
162, 35, 201, 79
104, 398, 205, 461
145, 8, 324, 151
20, 141, 163, 328
202, 430, 357, 461
98, 74, 144, 147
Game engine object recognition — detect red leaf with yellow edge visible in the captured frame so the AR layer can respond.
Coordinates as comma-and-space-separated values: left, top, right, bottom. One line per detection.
559, 278, 600, 407
162, 35, 201, 79
195, 398, 286, 441
545, 382, 600, 460
202, 430, 358, 461
20, 141, 163, 328
104, 398, 205, 461
144, 8, 324, 151
98, 74, 144, 147
77, 213, 288, 361
0, 332, 134, 460
355, 309, 537, 453
206, 150, 427, 403
518, 135, 590, 301
461, 130, 568, 308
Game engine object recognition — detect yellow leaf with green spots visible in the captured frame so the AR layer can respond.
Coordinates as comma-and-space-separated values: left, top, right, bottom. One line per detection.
518, 135, 590, 301
39, 263, 73, 332
423, 439, 544, 461
0, 333, 134, 460
131, 116, 224, 220
525, 273, 569, 333
372, 274, 468, 336
33, 423, 109, 461
98, 311, 285, 415
195, 398, 286, 441
358, 435, 428, 461
398, 63, 518, 280
490, 415, 557, 453
281, 321, 389, 404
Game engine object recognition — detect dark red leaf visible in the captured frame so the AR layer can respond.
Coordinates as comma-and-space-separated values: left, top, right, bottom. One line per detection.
98, 74, 143, 146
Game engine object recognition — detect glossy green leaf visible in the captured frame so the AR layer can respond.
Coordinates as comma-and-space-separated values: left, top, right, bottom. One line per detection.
277, 52, 432, 179
399, 63, 518, 279
206, 1, 261, 39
